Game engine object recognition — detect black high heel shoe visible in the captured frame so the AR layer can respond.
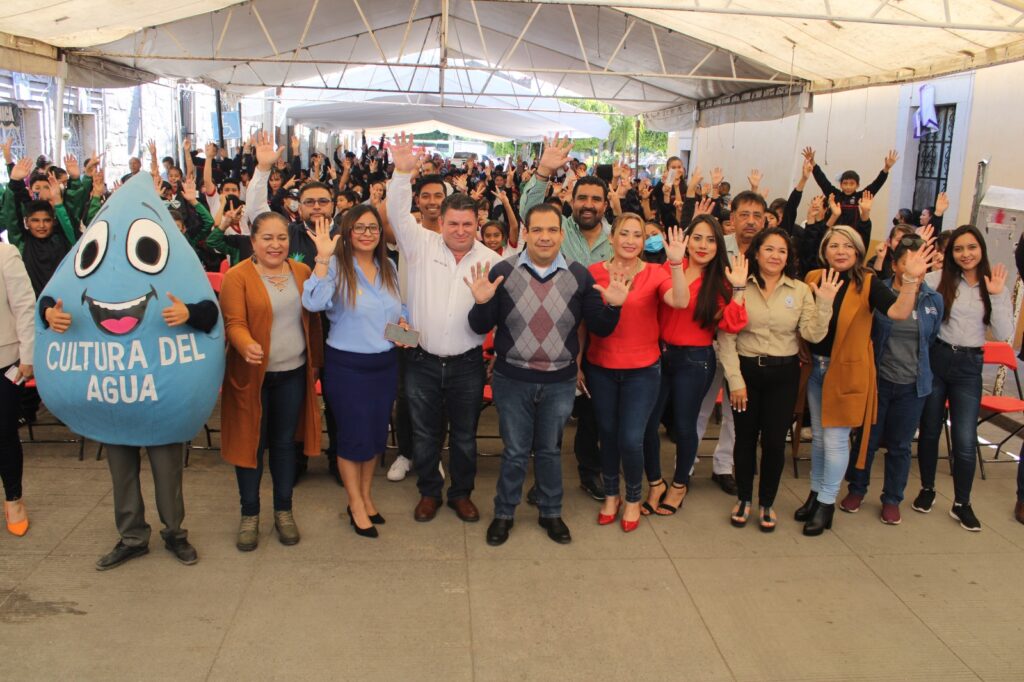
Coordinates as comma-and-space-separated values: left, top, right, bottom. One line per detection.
641, 479, 667, 516
347, 506, 385, 525
794, 491, 819, 522
802, 502, 835, 536
346, 507, 379, 538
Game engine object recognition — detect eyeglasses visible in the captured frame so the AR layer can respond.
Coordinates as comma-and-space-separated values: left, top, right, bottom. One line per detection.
352, 224, 381, 235
301, 198, 333, 207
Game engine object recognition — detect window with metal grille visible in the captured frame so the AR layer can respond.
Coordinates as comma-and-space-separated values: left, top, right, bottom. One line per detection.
913, 104, 955, 213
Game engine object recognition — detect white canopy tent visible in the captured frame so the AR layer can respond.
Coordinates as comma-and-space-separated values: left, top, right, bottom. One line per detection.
2, 0, 1023, 131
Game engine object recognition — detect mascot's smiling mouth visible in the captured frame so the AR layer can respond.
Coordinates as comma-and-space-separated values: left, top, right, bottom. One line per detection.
82, 285, 157, 336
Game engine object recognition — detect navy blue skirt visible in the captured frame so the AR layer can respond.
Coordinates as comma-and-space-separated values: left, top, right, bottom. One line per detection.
323, 346, 398, 462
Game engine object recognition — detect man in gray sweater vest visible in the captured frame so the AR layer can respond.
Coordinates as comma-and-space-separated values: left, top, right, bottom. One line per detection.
466, 203, 625, 546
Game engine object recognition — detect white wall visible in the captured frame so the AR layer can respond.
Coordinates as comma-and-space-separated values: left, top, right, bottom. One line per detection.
690, 60, 1024, 242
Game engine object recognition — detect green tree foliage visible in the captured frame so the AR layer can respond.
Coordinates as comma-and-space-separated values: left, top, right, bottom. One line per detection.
558, 99, 668, 160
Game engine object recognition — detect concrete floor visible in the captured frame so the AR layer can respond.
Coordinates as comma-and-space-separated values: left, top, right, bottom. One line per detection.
2, 410, 1023, 682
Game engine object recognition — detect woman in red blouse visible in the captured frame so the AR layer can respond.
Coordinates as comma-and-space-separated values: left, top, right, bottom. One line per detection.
642, 215, 748, 516
584, 212, 689, 532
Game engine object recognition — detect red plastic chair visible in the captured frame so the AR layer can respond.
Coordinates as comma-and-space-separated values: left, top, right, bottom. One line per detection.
206, 272, 224, 294
219, 258, 230, 274
478, 331, 501, 455
975, 342, 1024, 478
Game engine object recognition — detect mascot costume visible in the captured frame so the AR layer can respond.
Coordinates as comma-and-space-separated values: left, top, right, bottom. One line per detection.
35, 172, 224, 570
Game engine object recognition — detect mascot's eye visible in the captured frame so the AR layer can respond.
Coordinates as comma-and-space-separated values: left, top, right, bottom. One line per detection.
74, 221, 109, 277
126, 219, 169, 274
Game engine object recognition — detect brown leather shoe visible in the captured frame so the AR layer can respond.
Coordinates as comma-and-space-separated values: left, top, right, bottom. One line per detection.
447, 497, 480, 523
414, 496, 442, 522
1015, 501, 1024, 525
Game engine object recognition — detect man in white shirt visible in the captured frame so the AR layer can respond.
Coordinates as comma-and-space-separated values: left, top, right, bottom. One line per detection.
386, 132, 495, 523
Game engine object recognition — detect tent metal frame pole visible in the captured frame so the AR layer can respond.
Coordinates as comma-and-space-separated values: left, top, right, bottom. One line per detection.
494, 0, 1024, 33
73, 51, 799, 86
633, 116, 640, 176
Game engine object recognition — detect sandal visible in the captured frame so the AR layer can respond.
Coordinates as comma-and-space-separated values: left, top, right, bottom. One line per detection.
641, 479, 667, 516
758, 506, 777, 533
730, 500, 751, 528
656, 483, 688, 515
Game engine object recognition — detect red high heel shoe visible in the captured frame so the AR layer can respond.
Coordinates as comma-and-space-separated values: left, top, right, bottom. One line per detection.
597, 498, 621, 525
621, 503, 641, 533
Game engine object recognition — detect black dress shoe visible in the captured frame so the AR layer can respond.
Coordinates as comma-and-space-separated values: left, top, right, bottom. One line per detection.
802, 502, 835, 536
711, 473, 738, 496
486, 518, 514, 546
538, 516, 572, 544
96, 541, 149, 571
794, 491, 819, 522
164, 537, 198, 565
526, 486, 538, 506
580, 478, 606, 501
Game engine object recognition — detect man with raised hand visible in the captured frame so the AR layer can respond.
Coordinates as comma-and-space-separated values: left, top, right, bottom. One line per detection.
385, 132, 494, 523
519, 133, 612, 502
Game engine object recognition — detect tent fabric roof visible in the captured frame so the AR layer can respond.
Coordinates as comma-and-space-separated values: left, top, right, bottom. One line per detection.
4, 0, 1024, 119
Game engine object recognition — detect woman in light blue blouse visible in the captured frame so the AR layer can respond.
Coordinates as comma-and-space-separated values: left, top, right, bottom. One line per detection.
303, 206, 409, 539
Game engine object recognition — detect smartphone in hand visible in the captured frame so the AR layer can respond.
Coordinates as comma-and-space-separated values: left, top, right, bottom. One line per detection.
384, 323, 420, 348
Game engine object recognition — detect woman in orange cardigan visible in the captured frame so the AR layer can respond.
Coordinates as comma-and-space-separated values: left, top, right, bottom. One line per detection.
220, 211, 323, 552
798, 225, 930, 536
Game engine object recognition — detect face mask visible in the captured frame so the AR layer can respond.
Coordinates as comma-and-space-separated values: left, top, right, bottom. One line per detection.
644, 235, 664, 253
287, 200, 299, 212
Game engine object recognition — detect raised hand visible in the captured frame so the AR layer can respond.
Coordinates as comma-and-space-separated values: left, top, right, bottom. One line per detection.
985, 263, 1008, 296
663, 226, 688, 263
916, 223, 935, 244
45, 299, 72, 333
327, 164, 337, 181
810, 268, 844, 302
594, 269, 630, 307
390, 131, 417, 174
254, 130, 277, 171
147, 139, 157, 159
693, 198, 714, 219
808, 195, 824, 222
47, 174, 63, 205
84, 151, 102, 176
538, 133, 574, 176
0, 137, 12, 163
725, 253, 749, 287
162, 293, 190, 327
802, 155, 814, 181
903, 242, 935, 280
63, 153, 80, 179
859, 189, 874, 220
828, 193, 841, 217
802, 146, 816, 165
462, 261, 503, 304
205, 142, 217, 160
182, 137, 192, 153
935, 191, 949, 216
710, 166, 724, 188
686, 165, 703, 194
306, 215, 339, 258
884, 149, 900, 171
91, 168, 106, 197
9, 157, 32, 182
181, 177, 198, 204
290, 135, 300, 154
747, 168, 762, 190
243, 342, 264, 365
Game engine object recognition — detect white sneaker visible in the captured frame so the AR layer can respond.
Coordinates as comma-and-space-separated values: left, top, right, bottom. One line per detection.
387, 455, 412, 482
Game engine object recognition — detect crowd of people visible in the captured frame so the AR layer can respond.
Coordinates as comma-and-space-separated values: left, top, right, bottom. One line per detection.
1, 125, 1022, 570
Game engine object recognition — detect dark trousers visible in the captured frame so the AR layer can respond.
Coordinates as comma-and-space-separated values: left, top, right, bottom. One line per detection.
643, 345, 716, 485
585, 361, 661, 503
848, 378, 927, 505
573, 394, 601, 485
918, 344, 982, 505
492, 373, 576, 519
394, 349, 414, 458
405, 347, 485, 501
731, 358, 800, 507
105, 443, 187, 547
235, 367, 306, 516
0, 365, 24, 501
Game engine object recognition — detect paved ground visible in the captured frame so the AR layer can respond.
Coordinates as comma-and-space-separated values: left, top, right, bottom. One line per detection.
2, 407, 1023, 682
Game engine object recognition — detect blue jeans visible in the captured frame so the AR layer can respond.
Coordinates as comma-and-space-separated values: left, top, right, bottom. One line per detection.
848, 378, 927, 505
235, 367, 306, 516
405, 347, 486, 501
492, 373, 576, 519
918, 343, 982, 504
807, 355, 852, 505
585, 361, 661, 503
643, 345, 716, 485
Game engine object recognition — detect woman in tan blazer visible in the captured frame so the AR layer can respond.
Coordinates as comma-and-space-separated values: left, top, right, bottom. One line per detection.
0, 244, 35, 536
220, 211, 322, 552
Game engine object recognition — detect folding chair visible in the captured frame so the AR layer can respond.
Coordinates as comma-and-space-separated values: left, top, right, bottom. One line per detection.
477, 331, 502, 456
974, 342, 1024, 479
19, 380, 89, 460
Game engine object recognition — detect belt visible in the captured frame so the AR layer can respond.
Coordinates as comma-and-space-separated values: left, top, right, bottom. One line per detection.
739, 354, 799, 367
935, 339, 983, 355
418, 346, 483, 362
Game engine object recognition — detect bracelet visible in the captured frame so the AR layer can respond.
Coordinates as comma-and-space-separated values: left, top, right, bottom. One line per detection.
534, 171, 551, 182
667, 260, 683, 267
314, 257, 331, 265
732, 286, 747, 291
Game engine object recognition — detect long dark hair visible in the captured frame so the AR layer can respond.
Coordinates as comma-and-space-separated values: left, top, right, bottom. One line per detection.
333, 204, 399, 309
938, 224, 992, 324
746, 227, 798, 288
685, 215, 732, 330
